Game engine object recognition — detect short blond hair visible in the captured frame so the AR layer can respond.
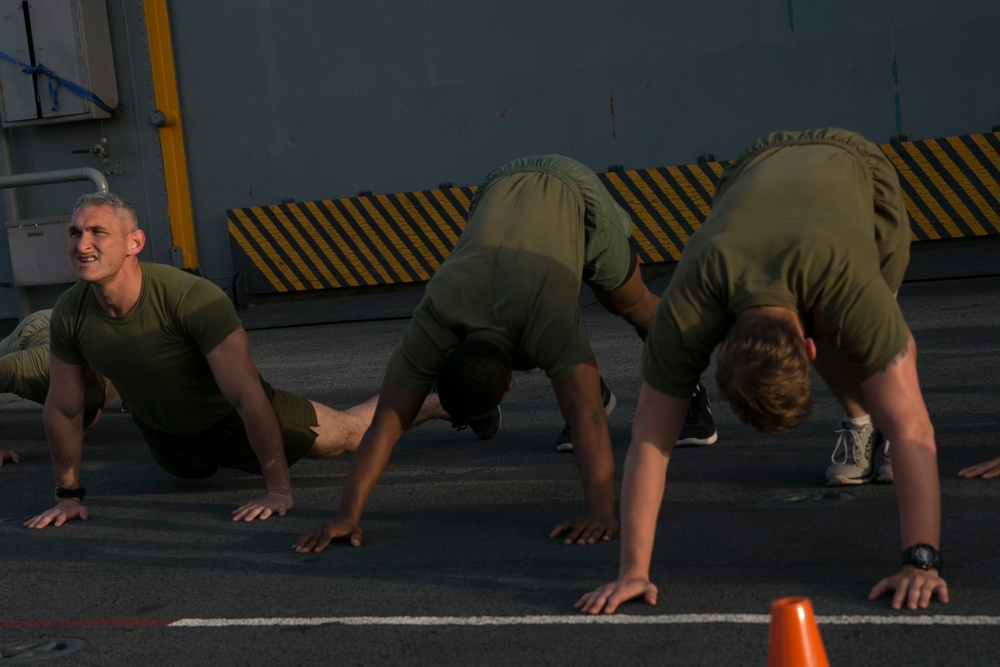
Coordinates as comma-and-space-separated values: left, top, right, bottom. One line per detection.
72, 192, 139, 233
715, 312, 812, 435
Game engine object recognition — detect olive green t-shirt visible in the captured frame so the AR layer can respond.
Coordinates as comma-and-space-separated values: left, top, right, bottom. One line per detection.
50, 262, 243, 435
643, 129, 911, 398
387, 155, 634, 394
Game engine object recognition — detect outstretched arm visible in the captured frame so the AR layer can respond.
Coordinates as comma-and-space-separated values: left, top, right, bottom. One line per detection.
294, 376, 425, 553
24, 354, 89, 528
550, 359, 618, 545
862, 334, 949, 610
206, 326, 293, 521
576, 381, 689, 614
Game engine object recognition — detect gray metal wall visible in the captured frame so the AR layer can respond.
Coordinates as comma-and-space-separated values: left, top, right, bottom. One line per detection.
2, 0, 998, 318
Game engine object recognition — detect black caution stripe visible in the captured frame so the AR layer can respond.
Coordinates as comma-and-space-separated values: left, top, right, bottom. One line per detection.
881, 133, 1000, 240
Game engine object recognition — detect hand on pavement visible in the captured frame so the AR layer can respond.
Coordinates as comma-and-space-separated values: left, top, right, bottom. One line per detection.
550, 513, 619, 545
0, 449, 19, 467
574, 576, 658, 614
957, 456, 1000, 479
24, 501, 89, 529
231, 490, 294, 521
293, 520, 363, 553
868, 567, 949, 610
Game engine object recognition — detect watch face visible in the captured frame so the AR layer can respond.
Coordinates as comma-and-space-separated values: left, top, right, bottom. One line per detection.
913, 546, 934, 565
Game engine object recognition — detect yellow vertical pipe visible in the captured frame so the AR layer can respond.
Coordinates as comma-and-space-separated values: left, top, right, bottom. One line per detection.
142, 0, 197, 269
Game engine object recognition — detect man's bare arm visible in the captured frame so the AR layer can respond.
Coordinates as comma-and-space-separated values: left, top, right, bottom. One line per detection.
576, 381, 689, 614
24, 354, 89, 528
205, 326, 293, 521
861, 334, 949, 610
549, 359, 618, 545
294, 376, 424, 552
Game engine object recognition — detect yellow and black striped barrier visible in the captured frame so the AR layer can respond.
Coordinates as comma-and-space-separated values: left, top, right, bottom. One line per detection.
228, 131, 1000, 296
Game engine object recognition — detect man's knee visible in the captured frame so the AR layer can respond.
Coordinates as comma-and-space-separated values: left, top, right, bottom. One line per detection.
302, 401, 362, 459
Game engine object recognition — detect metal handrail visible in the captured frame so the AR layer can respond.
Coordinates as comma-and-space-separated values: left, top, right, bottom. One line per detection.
0, 167, 109, 193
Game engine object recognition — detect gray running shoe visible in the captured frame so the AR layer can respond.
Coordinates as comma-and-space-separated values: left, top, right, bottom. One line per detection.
556, 378, 617, 453
825, 419, 877, 486
876, 434, 893, 483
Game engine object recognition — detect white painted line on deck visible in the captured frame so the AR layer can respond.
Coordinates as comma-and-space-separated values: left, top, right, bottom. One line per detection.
168, 614, 1000, 628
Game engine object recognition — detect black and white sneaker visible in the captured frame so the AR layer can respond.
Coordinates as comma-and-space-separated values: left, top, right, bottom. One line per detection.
556, 377, 617, 453
676, 382, 718, 446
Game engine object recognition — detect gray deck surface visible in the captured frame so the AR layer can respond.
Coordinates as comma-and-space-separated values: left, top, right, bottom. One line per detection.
1, 255, 998, 666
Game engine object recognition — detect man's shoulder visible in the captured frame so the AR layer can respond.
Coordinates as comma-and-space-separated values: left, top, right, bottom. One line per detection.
141, 262, 208, 288
52, 280, 92, 316
141, 262, 229, 304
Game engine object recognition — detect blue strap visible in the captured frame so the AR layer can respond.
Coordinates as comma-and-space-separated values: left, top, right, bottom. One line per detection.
0, 50, 121, 115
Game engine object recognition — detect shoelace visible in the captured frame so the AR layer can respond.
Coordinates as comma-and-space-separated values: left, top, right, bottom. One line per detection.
830, 426, 868, 465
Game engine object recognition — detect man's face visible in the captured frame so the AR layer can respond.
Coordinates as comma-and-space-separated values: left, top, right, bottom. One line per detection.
67, 205, 138, 285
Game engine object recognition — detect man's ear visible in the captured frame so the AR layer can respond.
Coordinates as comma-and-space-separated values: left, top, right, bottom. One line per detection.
128, 229, 146, 255
506, 376, 516, 391
803, 337, 817, 362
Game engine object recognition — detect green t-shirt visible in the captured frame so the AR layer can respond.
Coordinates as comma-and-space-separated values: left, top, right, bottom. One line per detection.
387, 155, 634, 394
643, 130, 911, 398
50, 263, 243, 435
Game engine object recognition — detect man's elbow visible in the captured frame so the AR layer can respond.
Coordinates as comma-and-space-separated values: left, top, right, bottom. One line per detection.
886, 419, 936, 452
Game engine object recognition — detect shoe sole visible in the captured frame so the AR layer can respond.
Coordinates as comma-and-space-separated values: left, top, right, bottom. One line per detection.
604, 392, 617, 417
675, 432, 718, 447
556, 442, 574, 453
826, 473, 875, 486
876, 470, 893, 483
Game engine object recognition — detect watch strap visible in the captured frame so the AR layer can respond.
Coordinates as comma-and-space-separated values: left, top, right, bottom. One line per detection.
55, 486, 86, 501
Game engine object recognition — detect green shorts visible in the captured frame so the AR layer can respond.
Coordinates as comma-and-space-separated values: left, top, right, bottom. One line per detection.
476, 156, 636, 292
134, 378, 318, 479
0, 309, 51, 356
721, 128, 911, 292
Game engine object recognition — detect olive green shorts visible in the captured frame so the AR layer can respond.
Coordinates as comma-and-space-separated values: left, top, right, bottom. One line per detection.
134, 378, 318, 479
475, 156, 637, 292
0, 309, 51, 356
721, 128, 911, 292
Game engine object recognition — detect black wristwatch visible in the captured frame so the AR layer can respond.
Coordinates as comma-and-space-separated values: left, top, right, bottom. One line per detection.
55, 486, 86, 501
902, 543, 942, 573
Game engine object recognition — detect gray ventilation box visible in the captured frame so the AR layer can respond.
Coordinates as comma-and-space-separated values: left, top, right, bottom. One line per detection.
5, 215, 76, 285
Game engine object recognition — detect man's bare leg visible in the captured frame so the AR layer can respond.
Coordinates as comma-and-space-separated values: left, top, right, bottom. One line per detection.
811, 335, 867, 419
813, 333, 891, 483
304, 393, 448, 459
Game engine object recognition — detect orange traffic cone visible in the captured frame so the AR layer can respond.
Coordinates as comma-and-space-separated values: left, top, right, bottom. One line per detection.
766, 597, 830, 667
